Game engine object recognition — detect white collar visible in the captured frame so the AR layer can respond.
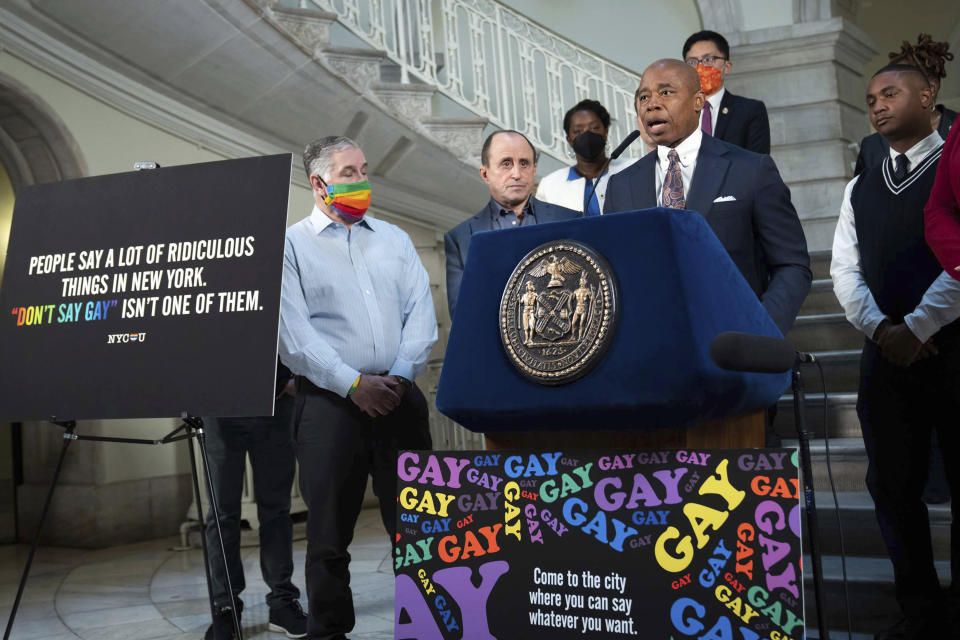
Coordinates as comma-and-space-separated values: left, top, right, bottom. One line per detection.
888, 130, 944, 169
657, 127, 703, 167
306, 204, 373, 234
704, 86, 725, 114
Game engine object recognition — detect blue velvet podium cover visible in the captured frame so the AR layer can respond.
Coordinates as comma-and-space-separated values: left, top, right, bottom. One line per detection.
437, 208, 790, 432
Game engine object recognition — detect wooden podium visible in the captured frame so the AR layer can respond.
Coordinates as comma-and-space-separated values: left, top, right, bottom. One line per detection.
484, 410, 765, 451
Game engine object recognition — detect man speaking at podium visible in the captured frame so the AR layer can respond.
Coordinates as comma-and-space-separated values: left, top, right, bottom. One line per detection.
604, 59, 810, 336
279, 136, 438, 640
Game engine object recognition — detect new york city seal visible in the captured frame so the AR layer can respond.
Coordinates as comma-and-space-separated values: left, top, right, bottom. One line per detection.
500, 240, 619, 384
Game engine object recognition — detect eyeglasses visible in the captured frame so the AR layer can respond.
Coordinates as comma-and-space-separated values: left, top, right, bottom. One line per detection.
685, 54, 727, 67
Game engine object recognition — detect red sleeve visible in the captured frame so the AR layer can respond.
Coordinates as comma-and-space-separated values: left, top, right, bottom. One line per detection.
925, 123, 960, 280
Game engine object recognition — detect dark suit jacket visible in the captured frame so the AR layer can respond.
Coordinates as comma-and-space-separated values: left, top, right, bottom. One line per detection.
444, 197, 581, 317
855, 105, 957, 176
604, 134, 811, 334
713, 90, 771, 155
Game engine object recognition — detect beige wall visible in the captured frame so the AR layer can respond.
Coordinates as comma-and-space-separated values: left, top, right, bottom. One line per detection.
739, 0, 794, 31
501, 0, 701, 72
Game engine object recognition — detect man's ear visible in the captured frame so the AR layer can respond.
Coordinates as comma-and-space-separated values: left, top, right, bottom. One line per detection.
919, 85, 935, 110
478, 164, 488, 182
310, 174, 326, 193
722, 59, 732, 77
694, 90, 706, 114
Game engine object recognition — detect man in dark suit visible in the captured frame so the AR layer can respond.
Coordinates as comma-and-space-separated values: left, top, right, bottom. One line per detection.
605, 59, 810, 335
682, 30, 771, 155
444, 130, 581, 317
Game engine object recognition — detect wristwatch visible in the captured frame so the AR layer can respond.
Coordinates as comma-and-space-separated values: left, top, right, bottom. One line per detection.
394, 375, 412, 389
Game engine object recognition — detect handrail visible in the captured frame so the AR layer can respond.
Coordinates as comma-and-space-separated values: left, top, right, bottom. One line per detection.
308, 0, 643, 162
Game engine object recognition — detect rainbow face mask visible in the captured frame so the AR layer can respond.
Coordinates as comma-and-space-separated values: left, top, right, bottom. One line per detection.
324, 179, 372, 223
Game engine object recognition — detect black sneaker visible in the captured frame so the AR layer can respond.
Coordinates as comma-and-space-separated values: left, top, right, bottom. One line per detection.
268, 600, 308, 638
204, 605, 242, 640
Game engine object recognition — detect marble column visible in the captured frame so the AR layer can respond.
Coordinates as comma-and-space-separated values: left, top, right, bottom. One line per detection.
723, 17, 876, 250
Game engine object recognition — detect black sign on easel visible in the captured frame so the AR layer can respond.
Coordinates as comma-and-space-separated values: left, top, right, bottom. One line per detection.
0, 153, 291, 420
0, 154, 293, 640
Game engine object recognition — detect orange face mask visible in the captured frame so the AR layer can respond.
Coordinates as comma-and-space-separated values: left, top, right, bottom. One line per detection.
697, 64, 723, 96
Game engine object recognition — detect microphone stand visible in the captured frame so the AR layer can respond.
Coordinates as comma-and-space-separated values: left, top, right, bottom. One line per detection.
792, 361, 829, 639
583, 130, 640, 212
583, 158, 612, 213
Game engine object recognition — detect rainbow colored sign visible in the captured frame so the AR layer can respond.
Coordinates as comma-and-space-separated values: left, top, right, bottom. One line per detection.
394, 448, 803, 640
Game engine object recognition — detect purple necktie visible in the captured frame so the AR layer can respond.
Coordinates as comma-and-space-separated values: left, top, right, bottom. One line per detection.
662, 150, 686, 209
701, 101, 713, 136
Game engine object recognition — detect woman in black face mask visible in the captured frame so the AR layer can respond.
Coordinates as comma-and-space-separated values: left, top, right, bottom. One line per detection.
535, 99, 638, 216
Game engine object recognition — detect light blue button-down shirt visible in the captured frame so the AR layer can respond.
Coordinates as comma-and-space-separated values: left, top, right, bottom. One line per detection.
279, 205, 438, 397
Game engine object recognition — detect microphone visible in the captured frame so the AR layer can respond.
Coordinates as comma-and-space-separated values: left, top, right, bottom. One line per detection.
710, 331, 815, 374
583, 130, 641, 215
610, 130, 642, 160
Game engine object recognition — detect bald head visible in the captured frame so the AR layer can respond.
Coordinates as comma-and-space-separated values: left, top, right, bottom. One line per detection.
635, 58, 705, 148
644, 58, 702, 91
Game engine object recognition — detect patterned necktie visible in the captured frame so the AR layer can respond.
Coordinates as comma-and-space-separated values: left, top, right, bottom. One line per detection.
701, 101, 713, 136
662, 149, 686, 209
893, 154, 908, 182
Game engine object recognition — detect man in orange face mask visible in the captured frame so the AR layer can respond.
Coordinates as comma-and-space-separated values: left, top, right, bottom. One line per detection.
682, 30, 771, 154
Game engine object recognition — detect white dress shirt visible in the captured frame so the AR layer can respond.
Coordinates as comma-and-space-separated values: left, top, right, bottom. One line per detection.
535, 157, 637, 214
279, 206, 438, 396
655, 127, 703, 205
700, 87, 725, 134
831, 130, 960, 343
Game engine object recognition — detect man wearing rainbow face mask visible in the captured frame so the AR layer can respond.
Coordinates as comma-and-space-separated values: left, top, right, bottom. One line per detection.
682, 30, 771, 155
279, 136, 438, 640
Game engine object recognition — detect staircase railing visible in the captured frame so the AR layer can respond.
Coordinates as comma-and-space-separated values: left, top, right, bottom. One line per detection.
307, 0, 643, 162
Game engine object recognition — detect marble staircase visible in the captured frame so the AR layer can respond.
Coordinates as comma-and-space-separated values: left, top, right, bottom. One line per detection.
263, 3, 488, 168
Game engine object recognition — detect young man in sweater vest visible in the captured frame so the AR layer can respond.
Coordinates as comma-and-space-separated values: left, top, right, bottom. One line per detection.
832, 64, 960, 639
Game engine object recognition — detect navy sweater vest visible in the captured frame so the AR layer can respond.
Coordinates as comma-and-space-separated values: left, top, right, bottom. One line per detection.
851, 145, 957, 337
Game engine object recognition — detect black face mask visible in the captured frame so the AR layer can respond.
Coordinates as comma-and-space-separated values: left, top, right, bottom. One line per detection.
571, 131, 606, 161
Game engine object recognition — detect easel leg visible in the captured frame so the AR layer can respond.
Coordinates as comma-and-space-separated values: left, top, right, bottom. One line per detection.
3, 422, 76, 640
187, 419, 243, 640
186, 420, 220, 628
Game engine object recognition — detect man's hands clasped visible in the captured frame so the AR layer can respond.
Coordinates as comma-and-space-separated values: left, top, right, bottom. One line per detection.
349, 374, 409, 417
873, 319, 938, 367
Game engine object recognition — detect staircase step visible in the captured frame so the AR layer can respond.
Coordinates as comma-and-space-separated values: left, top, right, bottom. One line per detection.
268, 4, 338, 55
799, 278, 842, 316
808, 491, 951, 558
775, 392, 860, 438
379, 59, 404, 83
788, 313, 862, 353
322, 46, 387, 92
801, 349, 861, 393
802, 555, 951, 633
371, 81, 436, 125
806, 632, 874, 640
422, 117, 489, 163
783, 437, 867, 493
810, 249, 832, 281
